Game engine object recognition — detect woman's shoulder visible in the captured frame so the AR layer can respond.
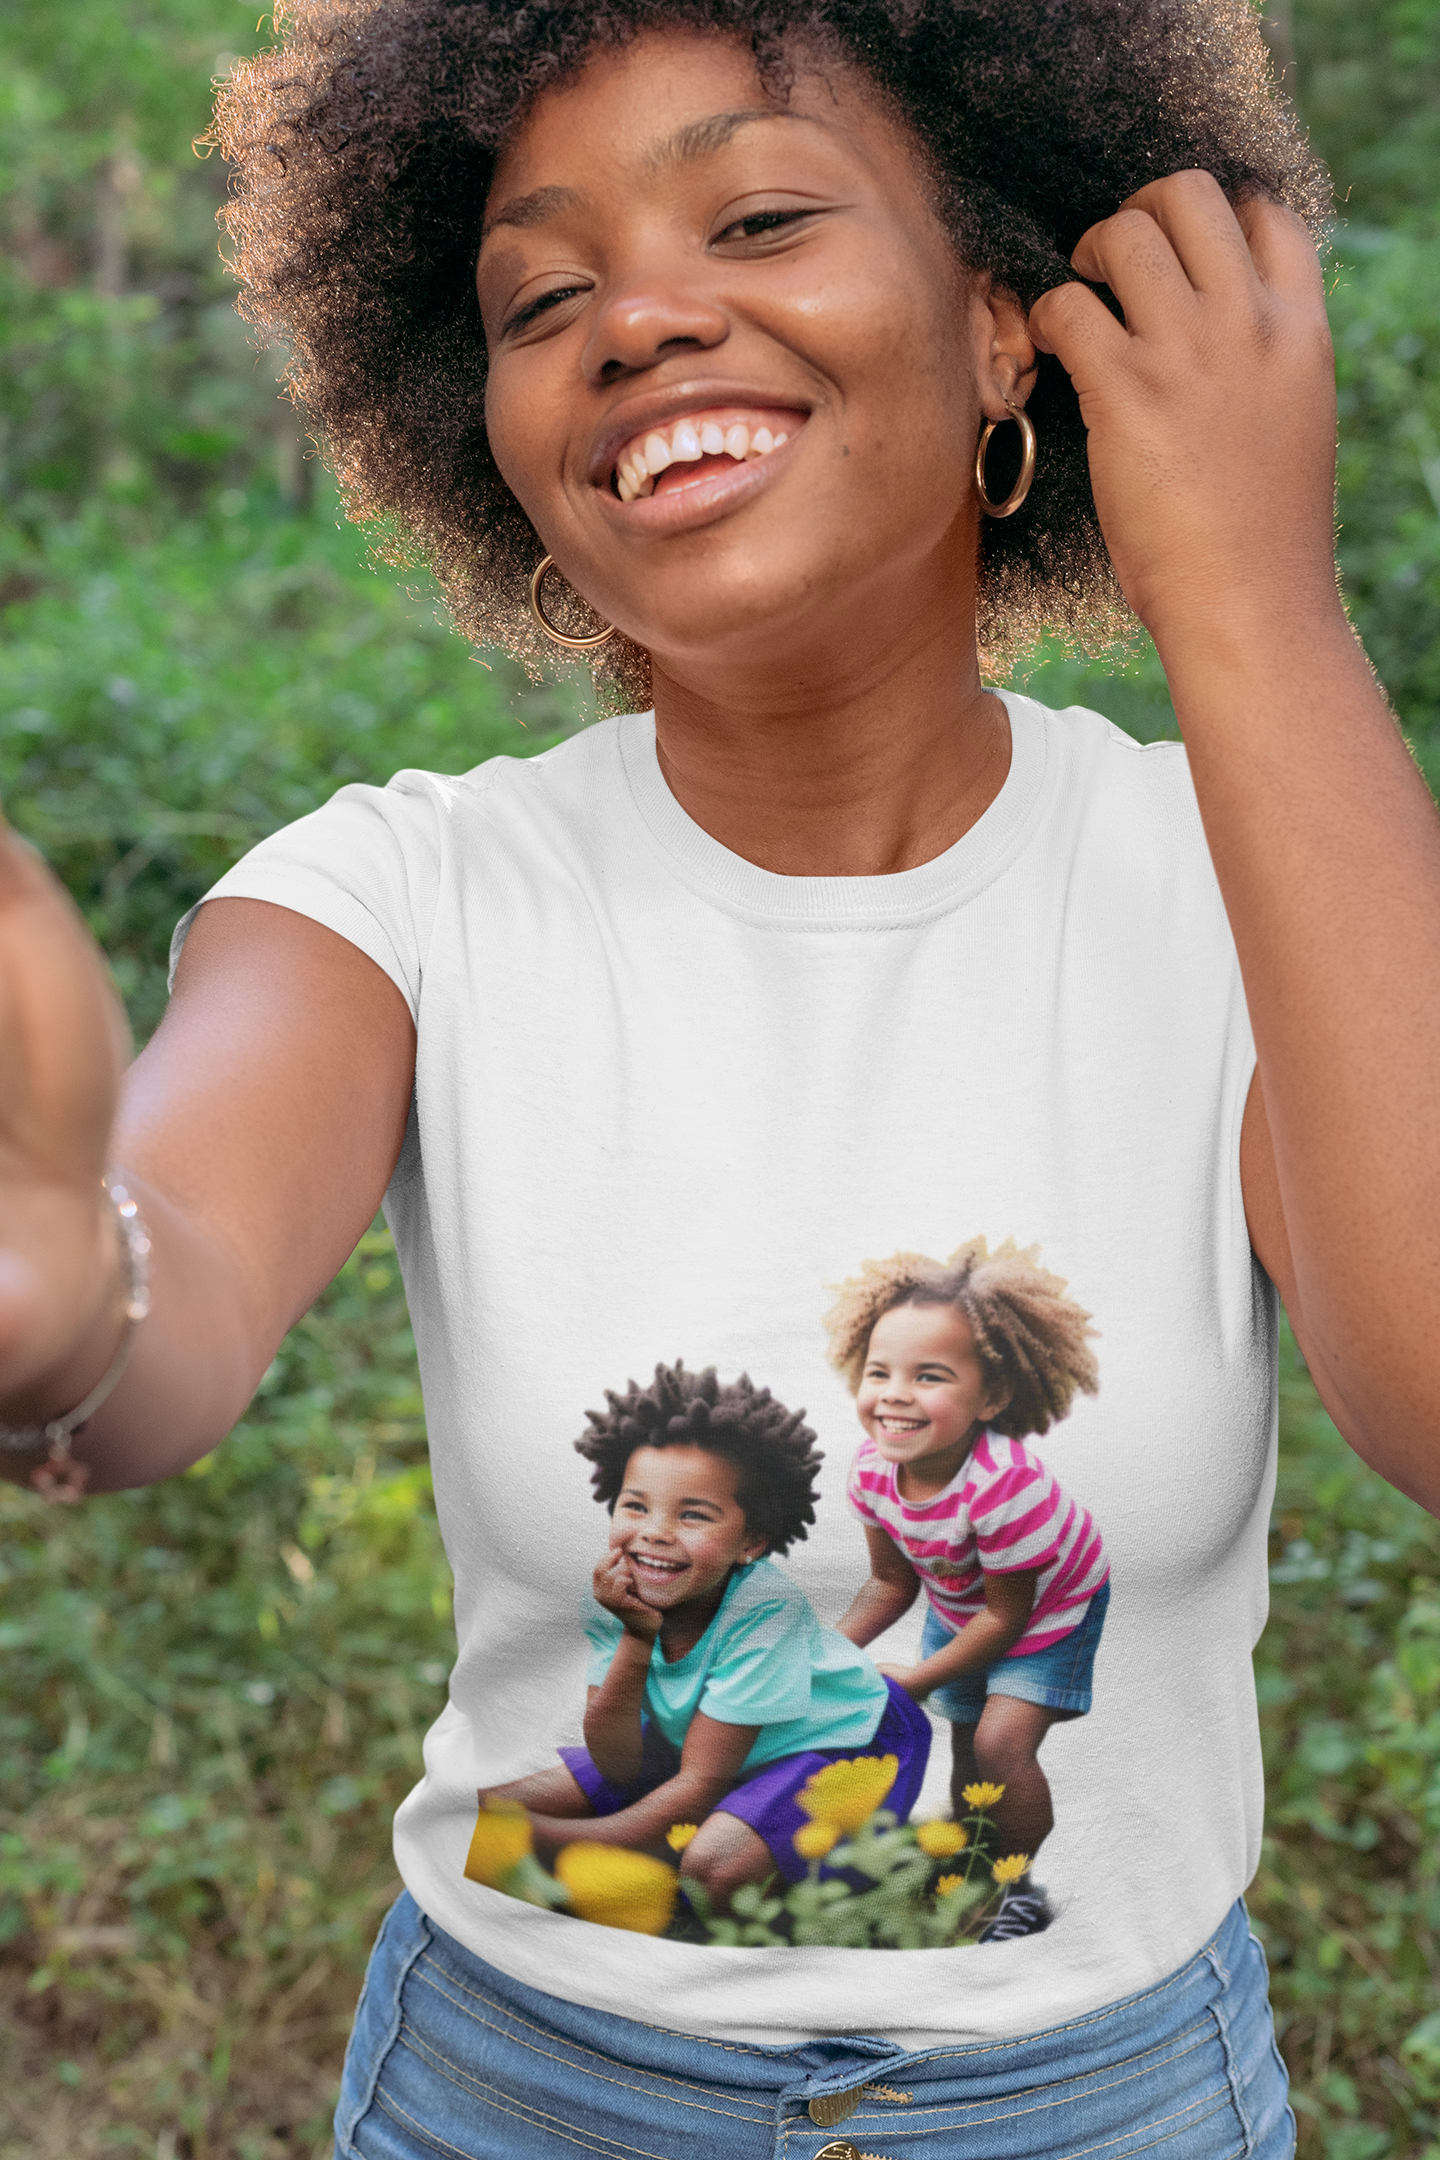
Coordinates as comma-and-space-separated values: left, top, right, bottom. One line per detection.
1004, 690, 1220, 908
1005, 690, 1192, 806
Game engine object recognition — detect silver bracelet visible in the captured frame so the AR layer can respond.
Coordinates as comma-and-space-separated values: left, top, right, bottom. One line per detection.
0, 1176, 152, 1502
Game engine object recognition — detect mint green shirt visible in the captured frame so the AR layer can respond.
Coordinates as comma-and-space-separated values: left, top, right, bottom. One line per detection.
583, 1557, 889, 1771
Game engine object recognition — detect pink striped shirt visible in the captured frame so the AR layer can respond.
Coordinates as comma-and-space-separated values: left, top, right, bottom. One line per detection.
847, 1430, 1109, 1655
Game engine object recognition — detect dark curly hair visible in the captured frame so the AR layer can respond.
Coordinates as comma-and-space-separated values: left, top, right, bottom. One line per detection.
574, 1360, 823, 1554
214, 0, 1328, 704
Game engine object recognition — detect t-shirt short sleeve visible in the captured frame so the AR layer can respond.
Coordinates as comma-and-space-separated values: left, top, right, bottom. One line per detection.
698, 1592, 815, 1729
166, 768, 453, 1020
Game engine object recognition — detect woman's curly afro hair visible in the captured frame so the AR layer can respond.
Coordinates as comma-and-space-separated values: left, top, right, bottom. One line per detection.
824, 1236, 1099, 1439
575, 1360, 823, 1555
214, 0, 1328, 704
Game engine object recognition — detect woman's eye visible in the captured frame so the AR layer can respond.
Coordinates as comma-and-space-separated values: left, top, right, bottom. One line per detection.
712, 208, 812, 246
503, 283, 586, 335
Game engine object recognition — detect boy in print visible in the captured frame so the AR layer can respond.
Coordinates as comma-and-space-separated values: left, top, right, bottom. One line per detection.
483, 1362, 930, 1911
827, 1238, 1107, 1941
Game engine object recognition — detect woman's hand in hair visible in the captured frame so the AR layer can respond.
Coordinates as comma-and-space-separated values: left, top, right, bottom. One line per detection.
1027, 168, 1336, 648
1033, 168, 1440, 1514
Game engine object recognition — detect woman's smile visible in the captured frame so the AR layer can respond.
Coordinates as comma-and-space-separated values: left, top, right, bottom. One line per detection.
609, 405, 804, 501
592, 394, 811, 537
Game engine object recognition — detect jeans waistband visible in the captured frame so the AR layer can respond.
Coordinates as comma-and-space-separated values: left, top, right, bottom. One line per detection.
401, 1895, 1257, 2110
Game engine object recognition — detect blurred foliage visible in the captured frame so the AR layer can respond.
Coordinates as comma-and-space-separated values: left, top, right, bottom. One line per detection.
1248, 1333, 1440, 2160
0, 503, 588, 1037
1290, 0, 1440, 228
0, 0, 1438, 2154
0, 1232, 452, 2160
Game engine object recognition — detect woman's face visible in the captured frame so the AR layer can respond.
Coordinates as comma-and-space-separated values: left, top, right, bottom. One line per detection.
609, 1443, 766, 1609
477, 30, 1033, 680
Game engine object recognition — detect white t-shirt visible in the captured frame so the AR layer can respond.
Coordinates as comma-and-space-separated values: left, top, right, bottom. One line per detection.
173, 693, 1275, 2047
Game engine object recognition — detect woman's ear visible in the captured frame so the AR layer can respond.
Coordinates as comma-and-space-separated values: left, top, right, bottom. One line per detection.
971, 276, 1039, 423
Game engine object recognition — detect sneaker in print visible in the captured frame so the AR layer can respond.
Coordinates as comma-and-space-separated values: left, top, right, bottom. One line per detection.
980, 1880, 1053, 1942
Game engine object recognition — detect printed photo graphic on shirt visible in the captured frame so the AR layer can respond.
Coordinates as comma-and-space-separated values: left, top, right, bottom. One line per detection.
465, 1235, 1108, 1949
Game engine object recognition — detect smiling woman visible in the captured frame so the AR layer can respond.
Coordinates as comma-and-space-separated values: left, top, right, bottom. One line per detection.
6, 0, 1440, 2155
211, 0, 1326, 703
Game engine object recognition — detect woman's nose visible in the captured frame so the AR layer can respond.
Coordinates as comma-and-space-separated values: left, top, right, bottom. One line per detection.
581, 272, 729, 386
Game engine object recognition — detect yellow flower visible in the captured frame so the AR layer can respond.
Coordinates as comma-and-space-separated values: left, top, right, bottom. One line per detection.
555, 1844, 679, 1935
464, 1800, 533, 1888
961, 1781, 1007, 1810
915, 1820, 969, 1858
991, 1853, 1031, 1886
666, 1823, 699, 1851
935, 1874, 965, 1897
793, 1820, 842, 1861
796, 1754, 899, 1834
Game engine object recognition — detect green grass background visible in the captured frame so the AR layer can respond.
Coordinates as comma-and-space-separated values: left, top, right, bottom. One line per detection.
2, 0, 1440, 2151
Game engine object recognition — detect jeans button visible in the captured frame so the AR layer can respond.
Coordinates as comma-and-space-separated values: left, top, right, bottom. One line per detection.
813, 2145, 862, 2160
810, 2087, 864, 2127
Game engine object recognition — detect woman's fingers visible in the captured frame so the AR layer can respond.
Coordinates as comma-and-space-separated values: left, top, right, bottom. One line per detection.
1055, 175, 1319, 354
1027, 277, 1125, 364
1026, 166, 1335, 646
1075, 170, 1258, 302
1068, 204, 1201, 338
1233, 191, 1330, 305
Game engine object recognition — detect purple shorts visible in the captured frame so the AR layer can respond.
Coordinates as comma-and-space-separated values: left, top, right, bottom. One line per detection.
557, 1676, 931, 1884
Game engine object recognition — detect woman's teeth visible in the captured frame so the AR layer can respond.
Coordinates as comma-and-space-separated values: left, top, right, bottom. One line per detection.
614, 416, 790, 503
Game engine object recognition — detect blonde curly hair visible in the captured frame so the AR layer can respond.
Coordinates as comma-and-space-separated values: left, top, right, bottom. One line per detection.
823, 1236, 1098, 1440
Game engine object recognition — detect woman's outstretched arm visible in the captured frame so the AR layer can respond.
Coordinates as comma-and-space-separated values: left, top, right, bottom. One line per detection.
1031, 172, 1440, 1512
0, 863, 415, 1493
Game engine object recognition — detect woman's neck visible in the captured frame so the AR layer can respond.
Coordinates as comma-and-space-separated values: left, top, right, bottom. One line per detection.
648, 548, 1010, 879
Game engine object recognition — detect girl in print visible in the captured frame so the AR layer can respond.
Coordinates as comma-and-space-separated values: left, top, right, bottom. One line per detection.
481, 1362, 930, 1910
828, 1238, 1105, 1940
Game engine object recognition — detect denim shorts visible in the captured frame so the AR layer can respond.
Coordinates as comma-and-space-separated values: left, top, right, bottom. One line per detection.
334, 1887, 1294, 2160
922, 1581, 1109, 1724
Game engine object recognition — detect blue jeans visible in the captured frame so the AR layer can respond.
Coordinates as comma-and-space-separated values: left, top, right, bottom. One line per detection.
335, 1891, 1294, 2159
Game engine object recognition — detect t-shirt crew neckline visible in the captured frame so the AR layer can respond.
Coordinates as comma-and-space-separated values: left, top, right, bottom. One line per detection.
615, 690, 1051, 930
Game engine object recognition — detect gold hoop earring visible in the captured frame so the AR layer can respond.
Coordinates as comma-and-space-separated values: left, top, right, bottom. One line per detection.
975, 400, 1037, 520
528, 555, 616, 650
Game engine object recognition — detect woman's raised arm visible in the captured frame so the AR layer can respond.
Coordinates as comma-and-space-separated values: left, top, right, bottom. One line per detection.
1031, 170, 1440, 1512
0, 854, 415, 1495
